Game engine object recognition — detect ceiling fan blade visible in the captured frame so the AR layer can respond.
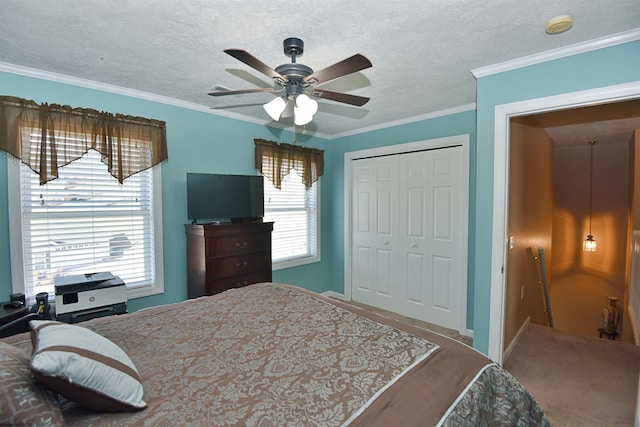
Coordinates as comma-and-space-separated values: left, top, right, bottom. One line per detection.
310, 89, 370, 107
224, 49, 287, 84
208, 87, 276, 96
303, 54, 372, 85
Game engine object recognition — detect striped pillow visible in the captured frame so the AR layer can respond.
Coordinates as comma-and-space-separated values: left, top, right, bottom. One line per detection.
29, 320, 146, 412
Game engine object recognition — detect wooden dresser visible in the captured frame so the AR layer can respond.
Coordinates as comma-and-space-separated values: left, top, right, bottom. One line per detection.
185, 222, 273, 298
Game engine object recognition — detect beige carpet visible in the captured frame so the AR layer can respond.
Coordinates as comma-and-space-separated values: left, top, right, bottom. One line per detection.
504, 323, 640, 427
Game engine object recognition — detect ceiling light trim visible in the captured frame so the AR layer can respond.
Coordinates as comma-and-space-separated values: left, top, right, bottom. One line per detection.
472, 28, 640, 78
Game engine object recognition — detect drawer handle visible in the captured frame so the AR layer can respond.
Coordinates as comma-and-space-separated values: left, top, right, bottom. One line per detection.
235, 241, 248, 248
236, 261, 248, 268
236, 281, 249, 287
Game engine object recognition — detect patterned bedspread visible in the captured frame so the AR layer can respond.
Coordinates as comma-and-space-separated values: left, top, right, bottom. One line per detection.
7, 283, 549, 426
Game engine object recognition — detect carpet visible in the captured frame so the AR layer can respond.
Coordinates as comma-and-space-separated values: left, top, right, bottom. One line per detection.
504, 323, 640, 427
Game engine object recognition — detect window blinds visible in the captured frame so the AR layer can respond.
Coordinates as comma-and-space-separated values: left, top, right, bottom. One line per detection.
263, 170, 318, 264
18, 149, 156, 298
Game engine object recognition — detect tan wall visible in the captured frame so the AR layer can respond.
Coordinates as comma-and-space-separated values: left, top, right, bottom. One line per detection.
551, 140, 629, 339
504, 118, 553, 350
627, 129, 640, 344
633, 129, 640, 230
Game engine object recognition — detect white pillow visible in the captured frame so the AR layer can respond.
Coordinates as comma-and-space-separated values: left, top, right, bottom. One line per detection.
29, 320, 146, 412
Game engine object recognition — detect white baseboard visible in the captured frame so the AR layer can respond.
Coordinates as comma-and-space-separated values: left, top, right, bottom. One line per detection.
502, 316, 531, 362
464, 329, 474, 338
322, 291, 347, 301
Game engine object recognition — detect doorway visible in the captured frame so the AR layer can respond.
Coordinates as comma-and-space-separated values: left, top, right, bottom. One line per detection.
505, 106, 637, 348
489, 81, 640, 363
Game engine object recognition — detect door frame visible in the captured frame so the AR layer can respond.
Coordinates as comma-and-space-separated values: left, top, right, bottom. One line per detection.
489, 81, 640, 364
344, 134, 470, 335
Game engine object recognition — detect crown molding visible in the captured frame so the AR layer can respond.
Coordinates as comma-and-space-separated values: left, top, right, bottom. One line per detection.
472, 28, 640, 78
0, 61, 275, 126
0, 61, 475, 140
329, 103, 477, 140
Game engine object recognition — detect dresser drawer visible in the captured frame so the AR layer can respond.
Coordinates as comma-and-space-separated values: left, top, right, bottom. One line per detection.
206, 233, 271, 257
186, 222, 273, 298
205, 271, 272, 295
207, 252, 271, 279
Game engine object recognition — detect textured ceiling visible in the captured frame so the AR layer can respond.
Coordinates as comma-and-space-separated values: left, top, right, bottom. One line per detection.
535, 100, 640, 147
0, 0, 639, 139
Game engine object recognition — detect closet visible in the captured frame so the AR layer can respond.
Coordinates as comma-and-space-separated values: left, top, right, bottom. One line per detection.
348, 137, 467, 332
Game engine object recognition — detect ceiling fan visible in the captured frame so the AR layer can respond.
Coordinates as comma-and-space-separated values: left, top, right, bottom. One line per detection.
208, 37, 372, 125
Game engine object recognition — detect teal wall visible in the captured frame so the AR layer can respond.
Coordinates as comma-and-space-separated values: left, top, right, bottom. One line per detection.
329, 111, 478, 330
472, 39, 640, 354
0, 71, 333, 312
1, 38, 637, 356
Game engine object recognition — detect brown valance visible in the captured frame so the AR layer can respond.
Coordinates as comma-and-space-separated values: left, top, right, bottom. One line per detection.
254, 138, 324, 190
0, 95, 168, 184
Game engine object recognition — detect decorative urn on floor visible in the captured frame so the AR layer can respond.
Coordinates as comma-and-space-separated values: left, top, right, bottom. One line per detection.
601, 296, 620, 334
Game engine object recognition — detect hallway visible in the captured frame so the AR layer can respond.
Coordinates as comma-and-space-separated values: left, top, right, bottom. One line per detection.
504, 100, 640, 351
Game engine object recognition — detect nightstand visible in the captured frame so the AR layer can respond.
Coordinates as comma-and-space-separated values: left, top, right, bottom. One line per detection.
0, 303, 30, 338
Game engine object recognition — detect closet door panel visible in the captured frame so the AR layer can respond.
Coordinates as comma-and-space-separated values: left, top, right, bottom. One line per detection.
432, 255, 453, 310
351, 156, 399, 310
351, 144, 464, 330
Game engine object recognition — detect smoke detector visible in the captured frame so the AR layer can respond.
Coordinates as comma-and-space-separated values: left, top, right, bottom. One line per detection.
546, 15, 574, 35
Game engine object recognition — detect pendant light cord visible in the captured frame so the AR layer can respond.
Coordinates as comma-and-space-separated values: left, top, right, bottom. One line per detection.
588, 140, 595, 235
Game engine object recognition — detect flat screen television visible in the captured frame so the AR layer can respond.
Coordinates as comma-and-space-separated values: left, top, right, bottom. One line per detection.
187, 173, 264, 223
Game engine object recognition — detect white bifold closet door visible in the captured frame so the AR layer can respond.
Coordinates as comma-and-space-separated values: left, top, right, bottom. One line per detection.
351, 145, 465, 330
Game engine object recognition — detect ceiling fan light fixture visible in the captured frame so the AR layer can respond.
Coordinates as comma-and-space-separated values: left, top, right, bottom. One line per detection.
294, 111, 313, 126
281, 100, 294, 118
211, 38, 372, 128
263, 96, 287, 121
296, 94, 319, 116
294, 94, 318, 125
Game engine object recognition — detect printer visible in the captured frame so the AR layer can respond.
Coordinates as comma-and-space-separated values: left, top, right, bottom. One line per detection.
54, 272, 127, 324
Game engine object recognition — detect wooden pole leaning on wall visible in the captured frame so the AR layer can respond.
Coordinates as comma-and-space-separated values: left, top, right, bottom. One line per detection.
537, 247, 554, 328
526, 246, 554, 328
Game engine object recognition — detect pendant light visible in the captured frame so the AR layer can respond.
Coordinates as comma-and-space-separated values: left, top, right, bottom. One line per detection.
584, 140, 597, 252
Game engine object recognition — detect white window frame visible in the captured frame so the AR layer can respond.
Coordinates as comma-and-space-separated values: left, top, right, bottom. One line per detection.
264, 173, 321, 271
7, 155, 164, 301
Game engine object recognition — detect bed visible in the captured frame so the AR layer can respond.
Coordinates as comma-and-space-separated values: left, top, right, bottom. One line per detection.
1, 282, 550, 426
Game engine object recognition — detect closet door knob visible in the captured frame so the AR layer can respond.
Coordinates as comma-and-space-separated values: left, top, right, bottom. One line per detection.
410, 242, 417, 248
383, 240, 390, 245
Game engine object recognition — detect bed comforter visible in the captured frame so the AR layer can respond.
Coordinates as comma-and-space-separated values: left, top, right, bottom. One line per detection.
6, 282, 549, 426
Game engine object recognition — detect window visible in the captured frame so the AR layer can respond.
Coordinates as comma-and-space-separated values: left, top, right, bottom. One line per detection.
8, 149, 164, 301
263, 169, 320, 269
